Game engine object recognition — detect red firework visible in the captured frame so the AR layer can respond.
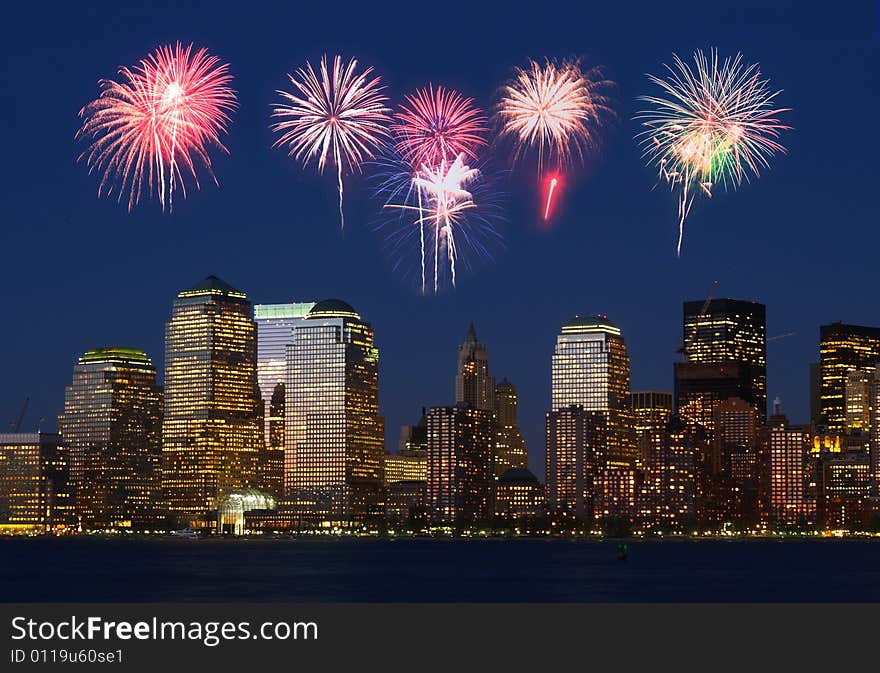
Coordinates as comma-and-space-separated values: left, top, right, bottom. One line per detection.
77, 42, 237, 211
391, 85, 487, 168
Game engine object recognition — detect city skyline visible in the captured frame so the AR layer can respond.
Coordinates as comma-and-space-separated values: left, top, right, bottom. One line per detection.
2, 3, 879, 486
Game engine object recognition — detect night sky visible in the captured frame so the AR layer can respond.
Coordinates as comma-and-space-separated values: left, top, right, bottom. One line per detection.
1, 1, 877, 479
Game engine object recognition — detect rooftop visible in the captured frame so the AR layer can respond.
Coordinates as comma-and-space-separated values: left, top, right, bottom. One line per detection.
562, 314, 621, 335
177, 275, 247, 300
307, 299, 360, 320
78, 347, 154, 367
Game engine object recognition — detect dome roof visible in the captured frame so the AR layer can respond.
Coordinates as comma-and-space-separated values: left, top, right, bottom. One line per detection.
498, 468, 540, 485
307, 299, 360, 320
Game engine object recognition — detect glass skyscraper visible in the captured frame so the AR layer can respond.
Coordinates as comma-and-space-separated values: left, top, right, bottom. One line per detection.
58, 347, 163, 529
284, 299, 384, 525
254, 302, 315, 446
550, 314, 634, 465
161, 276, 264, 527
818, 321, 880, 435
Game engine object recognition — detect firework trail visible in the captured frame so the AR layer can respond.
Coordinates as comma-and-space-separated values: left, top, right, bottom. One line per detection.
496, 58, 614, 176
636, 49, 790, 256
77, 43, 237, 212
271, 54, 392, 230
544, 176, 558, 220
391, 85, 488, 168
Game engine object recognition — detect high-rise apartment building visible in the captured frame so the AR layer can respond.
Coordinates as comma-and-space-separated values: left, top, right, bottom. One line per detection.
161, 276, 264, 527
426, 403, 495, 525
551, 315, 634, 465
768, 409, 813, 527
545, 406, 606, 519
285, 299, 384, 525
676, 299, 766, 431
818, 322, 880, 434
59, 347, 163, 529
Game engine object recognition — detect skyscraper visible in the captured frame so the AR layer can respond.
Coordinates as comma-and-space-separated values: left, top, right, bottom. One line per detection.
844, 369, 872, 438
0, 432, 73, 533
767, 406, 813, 527
426, 403, 495, 525
254, 302, 315, 446
59, 347, 163, 529
676, 298, 766, 431
818, 322, 880, 434
631, 391, 672, 465
494, 378, 527, 476
455, 322, 495, 411
161, 276, 264, 527
640, 415, 698, 532
285, 299, 384, 525
545, 406, 605, 519
551, 314, 634, 464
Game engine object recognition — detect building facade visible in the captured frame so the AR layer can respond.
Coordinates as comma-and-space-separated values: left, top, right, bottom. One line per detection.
545, 406, 605, 519
285, 299, 385, 525
161, 276, 264, 528
551, 315, 634, 465
494, 378, 528, 476
426, 404, 495, 525
59, 348, 163, 529
818, 322, 880, 434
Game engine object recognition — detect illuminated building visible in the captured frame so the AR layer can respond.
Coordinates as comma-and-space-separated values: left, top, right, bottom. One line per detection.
385, 481, 427, 526
594, 466, 639, 530
844, 369, 872, 440
551, 314, 635, 465
768, 404, 814, 528
386, 413, 428, 525
161, 277, 264, 528
285, 299, 385, 525
640, 416, 697, 532
262, 382, 285, 499
0, 433, 73, 533
426, 403, 495, 525
813, 444, 871, 530
676, 298, 766, 432
254, 301, 315, 446
494, 378, 528, 476
545, 406, 605, 520
872, 372, 880, 487
712, 397, 759, 526
385, 453, 427, 484
59, 348, 162, 529
216, 488, 276, 535
456, 322, 495, 411
631, 391, 672, 466
495, 468, 544, 524
819, 322, 880, 434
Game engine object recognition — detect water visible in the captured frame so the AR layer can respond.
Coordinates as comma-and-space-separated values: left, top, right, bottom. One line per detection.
2, 537, 879, 602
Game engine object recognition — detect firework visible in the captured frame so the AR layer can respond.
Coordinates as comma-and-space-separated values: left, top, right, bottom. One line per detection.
636, 49, 790, 256
379, 154, 502, 294
543, 176, 559, 221
391, 85, 488, 168
496, 58, 614, 175
77, 42, 237, 212
271, 54, 392, 230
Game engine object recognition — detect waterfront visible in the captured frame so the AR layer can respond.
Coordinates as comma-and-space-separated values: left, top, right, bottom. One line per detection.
3, 537, 880, 602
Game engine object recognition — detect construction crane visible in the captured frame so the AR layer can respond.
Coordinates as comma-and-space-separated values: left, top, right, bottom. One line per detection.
677, 280, 718, 354
10, 397, 29, 433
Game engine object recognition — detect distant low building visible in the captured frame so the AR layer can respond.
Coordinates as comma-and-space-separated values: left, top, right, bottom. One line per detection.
495, 468, 544, 524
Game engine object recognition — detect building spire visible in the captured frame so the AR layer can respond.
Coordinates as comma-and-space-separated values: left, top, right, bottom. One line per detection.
466, 321, 477, 342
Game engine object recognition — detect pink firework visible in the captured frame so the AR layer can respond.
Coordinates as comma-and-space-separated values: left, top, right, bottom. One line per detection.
391, 85, 488, 168
77, 42, 237, 212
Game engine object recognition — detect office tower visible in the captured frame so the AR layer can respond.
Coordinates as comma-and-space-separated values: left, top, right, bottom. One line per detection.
262, 383, 286, 499
426, 403, 495, 525
713, 397, 759, 526
285, 299, 385, 525
0, 432, 73, 533
816, 451, 871, 530
640, 416, 698, 532
767, 405, 813, 527
455, 322, 495, 411
59, 348, 163, 529
162, 276, 264, 527
385, 453, 427, 484
551, 314, 634, 465
631, 391, 672, 465
494, 378, 528, 476
545, 406, 605, 519
818, 322, 880, 434
676, 298, 766, 432
254, 301, 315, 446
844, 369, 872, 438
495, 468, 544, 524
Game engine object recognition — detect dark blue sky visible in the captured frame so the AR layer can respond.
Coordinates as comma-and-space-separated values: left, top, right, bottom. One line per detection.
1, 1, 877, 478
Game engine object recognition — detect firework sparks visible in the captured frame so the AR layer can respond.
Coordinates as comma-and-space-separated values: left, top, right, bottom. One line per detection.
636, 49, 790, 256
543, 176, 559, 221
380, 153, 501, 294
271, 54, 392, 230
496, 58, 614, 175
77, 42, 237, 212
391, 85, 488, 168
